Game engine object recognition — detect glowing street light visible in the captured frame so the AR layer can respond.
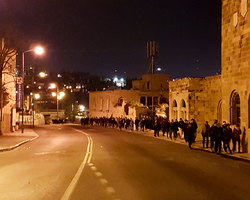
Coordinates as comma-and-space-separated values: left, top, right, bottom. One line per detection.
49, 83, 65, 117
32, 93, 40, 127
34, 93, 40, 99
39, 71, 46, 78
79, 105, 85, 111
34, 46, 44, 55
21, 46, 44, 133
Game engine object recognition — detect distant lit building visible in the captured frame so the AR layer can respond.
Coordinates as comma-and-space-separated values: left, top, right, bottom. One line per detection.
89, 74, 172, 120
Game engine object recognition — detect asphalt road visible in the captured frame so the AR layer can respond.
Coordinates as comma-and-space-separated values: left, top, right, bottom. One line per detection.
0, 124, 250, 200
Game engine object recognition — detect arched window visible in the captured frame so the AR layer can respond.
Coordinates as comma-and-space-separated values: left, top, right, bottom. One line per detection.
173, 100, 178, 120
180, 99, 187, 120
217, 100, 222, 123
100, 98, 103, 110
124, 103, 130, 115
230, 91, 240, 125
118, 97, 123, 106
173, 100, 177, 107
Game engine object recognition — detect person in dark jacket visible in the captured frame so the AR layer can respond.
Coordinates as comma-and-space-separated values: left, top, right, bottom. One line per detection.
169, 119, 175, 140
201, 121, 210, 148
190, 119, 198, 143
186, 123, 195, 149
223, 123, 232, 153
232, 124, 241, 153
173, 119, 179, 139
153, 116, 161, 137
212, 122, 223, 154
161, 117, 167, 136
178, 118, 185, 139
210, 120, 218, 152
135, 118, 140, 131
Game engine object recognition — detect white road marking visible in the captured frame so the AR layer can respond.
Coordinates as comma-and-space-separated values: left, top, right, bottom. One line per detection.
95, 172, 103, 177
91, 166, 97, 171
106, 187, 115, 194
34, 151, 61, 155
61, 129, 93, 200
100, 179, 108, 184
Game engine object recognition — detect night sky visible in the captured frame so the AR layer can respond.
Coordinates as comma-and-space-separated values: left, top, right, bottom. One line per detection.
0, 0, 221, 79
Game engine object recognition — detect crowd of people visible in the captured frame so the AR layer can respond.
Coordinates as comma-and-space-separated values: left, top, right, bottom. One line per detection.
81, 116, 241, 153
201, 120, 241, 154
81, 116, 198, 148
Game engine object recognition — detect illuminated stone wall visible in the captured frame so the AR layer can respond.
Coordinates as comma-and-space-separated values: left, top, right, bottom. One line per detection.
89, 74, 171, 120
221, 0, 250, 152
89, 89, 140, 119
169, 76, 221, 135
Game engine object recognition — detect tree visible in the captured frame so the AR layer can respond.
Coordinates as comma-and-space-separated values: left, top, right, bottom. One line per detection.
0, 23, 27, 104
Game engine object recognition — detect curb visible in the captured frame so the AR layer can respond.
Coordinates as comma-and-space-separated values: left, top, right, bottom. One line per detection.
0, 135, 39, 152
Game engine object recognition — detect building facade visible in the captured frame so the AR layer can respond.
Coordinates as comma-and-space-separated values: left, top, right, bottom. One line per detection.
89, 74, 172, 120
169, 0, 250, 152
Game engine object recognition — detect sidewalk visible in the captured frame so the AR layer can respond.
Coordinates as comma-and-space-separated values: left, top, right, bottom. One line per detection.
0, 128, 39, 152
131, 128, 250, 163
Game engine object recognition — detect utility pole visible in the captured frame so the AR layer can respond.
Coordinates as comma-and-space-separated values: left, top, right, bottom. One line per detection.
147, 41, 159, 74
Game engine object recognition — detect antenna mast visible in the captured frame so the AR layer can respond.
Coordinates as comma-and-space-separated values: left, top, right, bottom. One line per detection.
147, 41, 158, 74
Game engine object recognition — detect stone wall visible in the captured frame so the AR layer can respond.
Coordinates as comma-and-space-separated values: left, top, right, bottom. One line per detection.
221, 0, 250, 152
203, 75, 222, 125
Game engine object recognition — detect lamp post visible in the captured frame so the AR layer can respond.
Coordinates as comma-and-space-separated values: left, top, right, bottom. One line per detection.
32, 93, 40, 127
50, 83, 65, 118
21, 46, 44, 133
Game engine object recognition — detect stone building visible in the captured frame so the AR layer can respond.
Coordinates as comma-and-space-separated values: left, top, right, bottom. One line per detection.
89, 74, 171, 120
169, 76, 222, 135
169, 0, 250, 152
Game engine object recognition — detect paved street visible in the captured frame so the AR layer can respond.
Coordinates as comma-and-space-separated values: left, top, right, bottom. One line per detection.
0, 124, 250, 200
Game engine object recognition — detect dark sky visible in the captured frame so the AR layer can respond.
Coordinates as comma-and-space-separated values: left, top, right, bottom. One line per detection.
0, 0, 221, 79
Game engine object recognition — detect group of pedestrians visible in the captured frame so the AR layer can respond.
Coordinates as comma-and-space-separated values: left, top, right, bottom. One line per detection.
84, 116, 199, 149
152, 116, 198, 148
82, 116, 242, 153
201, 120, 241, 154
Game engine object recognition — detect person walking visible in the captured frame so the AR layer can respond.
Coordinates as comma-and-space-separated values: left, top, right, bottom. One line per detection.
232, 124, 241, 153
153, 116, 160, 137
213, 122, 223, 154
186, 123, 195, 149
223, 123, 232, 153
210, 120, 218, 152
173, 119, 179, 139
201, 121, 210, 148
169, 119, 175, 140
161, 117, 167, 136
190, 119, 198, 143
135, 118, 140, 131
178, 118, 185, 139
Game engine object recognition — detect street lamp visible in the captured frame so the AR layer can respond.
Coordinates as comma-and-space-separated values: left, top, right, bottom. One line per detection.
38, 71, 46, 78
32, 93, 40, 127
49, 83, 65, 118
21, 46, 44, 133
